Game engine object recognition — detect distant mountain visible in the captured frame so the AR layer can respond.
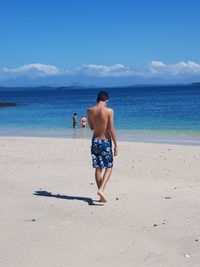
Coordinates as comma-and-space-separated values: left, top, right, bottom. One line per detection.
191, 82, 200, 87
0, 81, 200, 92
0, 86, 56, 91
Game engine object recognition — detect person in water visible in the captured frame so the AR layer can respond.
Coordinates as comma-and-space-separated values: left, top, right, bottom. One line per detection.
80, 115, 87, 128
73, 113, 77, 128
87, 91, 118, 203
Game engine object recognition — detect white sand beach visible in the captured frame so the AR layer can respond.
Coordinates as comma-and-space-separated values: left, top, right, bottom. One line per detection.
1, 136, 200, 267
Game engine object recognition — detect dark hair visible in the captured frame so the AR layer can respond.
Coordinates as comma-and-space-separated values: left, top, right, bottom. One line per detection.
74, 113, 77, 115
96, 91, 109, 102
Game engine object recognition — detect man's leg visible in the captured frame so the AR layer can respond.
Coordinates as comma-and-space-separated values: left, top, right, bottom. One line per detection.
97, 168, 112, 203
95, 168, 103, 189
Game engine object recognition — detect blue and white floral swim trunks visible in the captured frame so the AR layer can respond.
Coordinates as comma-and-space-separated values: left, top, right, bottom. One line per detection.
91, 137, 113, 168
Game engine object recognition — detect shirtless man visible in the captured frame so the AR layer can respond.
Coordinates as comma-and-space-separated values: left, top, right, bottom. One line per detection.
87, 91, 118, 203
73, 113, 77, 128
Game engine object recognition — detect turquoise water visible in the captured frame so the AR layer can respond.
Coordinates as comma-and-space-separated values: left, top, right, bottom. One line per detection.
0, 85, 200, 144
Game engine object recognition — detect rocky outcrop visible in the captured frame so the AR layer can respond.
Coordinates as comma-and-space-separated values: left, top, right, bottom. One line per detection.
0, 102, 17, 107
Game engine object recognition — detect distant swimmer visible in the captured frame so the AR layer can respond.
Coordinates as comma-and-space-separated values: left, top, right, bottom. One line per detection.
80, 115, 87, 128
73, 113, 77, 128
87, 91, 118, 203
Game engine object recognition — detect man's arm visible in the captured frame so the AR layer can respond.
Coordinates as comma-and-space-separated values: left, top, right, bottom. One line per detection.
87, 109, 94, 130
108, 109, 118, 156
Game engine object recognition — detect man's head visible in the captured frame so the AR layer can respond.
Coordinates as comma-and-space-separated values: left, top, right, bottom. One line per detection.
96, 91, 109, 103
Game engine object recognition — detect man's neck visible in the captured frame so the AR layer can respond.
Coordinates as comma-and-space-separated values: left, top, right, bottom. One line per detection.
97, 101, 107, 107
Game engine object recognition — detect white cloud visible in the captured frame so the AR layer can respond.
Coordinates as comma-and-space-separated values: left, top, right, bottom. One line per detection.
0, 63, 61, 80
3, 63, 60, 75
149, 60, 200, 76
77, 64, 136, 77
1, 61, 200, 82
77, 61, 200, 78
150, 61, 166, 67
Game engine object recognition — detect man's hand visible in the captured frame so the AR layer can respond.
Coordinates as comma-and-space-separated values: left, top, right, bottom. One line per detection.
114, 146, 118, 156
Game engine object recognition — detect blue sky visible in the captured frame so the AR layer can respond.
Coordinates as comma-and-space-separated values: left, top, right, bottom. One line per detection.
0, 0, 200, 86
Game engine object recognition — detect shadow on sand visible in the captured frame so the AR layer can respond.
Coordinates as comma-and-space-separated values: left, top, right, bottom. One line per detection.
34, 190, 103, 206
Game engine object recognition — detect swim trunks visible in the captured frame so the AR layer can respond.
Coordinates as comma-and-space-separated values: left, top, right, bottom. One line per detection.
91, 137, 113, 168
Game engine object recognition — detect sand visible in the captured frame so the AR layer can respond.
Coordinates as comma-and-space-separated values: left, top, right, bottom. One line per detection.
0, 136, 200, 267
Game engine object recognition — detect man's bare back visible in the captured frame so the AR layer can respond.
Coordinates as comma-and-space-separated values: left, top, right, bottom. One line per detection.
88, 102, 117, 153
88, 104, 111, 138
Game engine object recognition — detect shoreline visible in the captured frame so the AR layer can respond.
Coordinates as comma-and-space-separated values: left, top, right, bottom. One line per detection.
0, 128, 200, 146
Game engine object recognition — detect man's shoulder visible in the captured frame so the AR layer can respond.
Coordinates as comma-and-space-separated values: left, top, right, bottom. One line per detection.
87, 106, 96, 112
106, 107, 113, 114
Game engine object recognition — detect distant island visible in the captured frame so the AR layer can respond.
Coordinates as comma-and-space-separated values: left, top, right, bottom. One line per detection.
0, 82, 200, 92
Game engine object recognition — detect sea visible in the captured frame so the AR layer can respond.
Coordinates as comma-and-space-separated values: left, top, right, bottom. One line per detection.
0, 85, 200, 145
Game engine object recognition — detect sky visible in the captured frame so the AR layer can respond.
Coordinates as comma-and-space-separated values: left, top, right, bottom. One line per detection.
0, 0, 200, 86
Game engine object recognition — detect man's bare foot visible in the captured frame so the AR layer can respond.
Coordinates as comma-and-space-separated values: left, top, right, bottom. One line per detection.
97, 189, 107, 203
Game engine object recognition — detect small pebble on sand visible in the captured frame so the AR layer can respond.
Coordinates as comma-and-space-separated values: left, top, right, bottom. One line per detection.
164, 196, 171, 199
